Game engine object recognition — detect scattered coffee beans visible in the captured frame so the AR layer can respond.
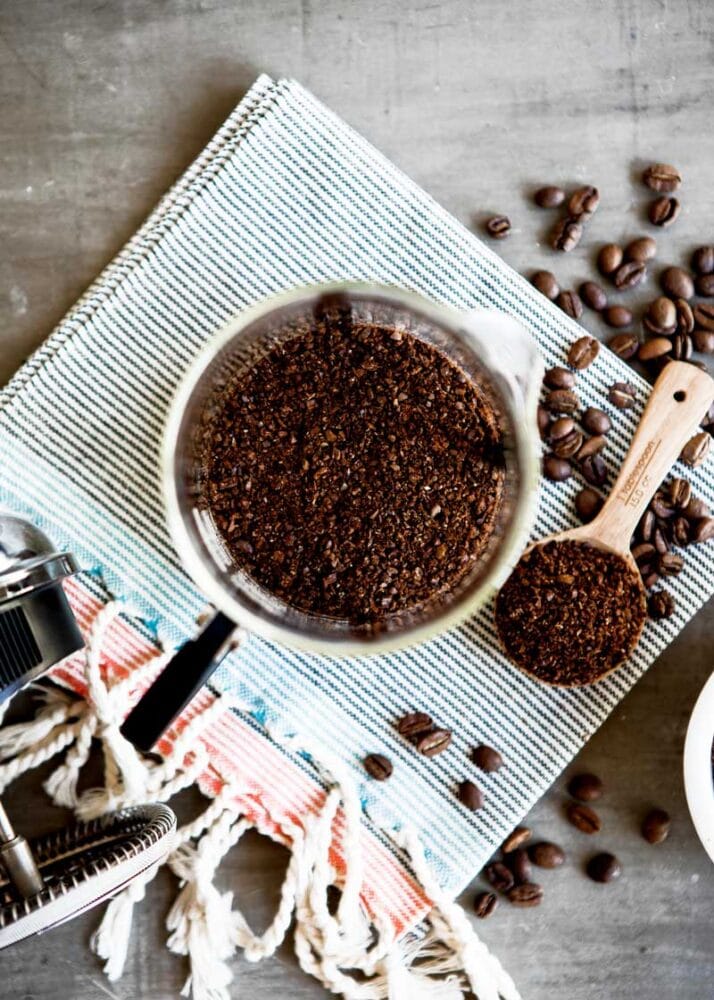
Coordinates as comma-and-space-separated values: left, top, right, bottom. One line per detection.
613, 260, 646, 290
501, 826, 532, 853
532, 269, 560, 300
694, 303, 714, 330
550, 423, 581, 460
692, 246, 714, 276
598, 243, 624, 276
566, 802, 602, 834
608, 332, 640, 359
586, 852, 622, 883
579, 280, 607, 311
696, 273, 714, 297
364, 753, 393, 781
582, 407, 611, 435
458, 779, 483, 811
472, 744, 503, 773
543, 388, 579, 414
397, 712, 433, 739
557, 289, 583, 319
567, 334, 599, 369
485, 861, 515, 892
647, 587, 675, 620
575, 487, 604, 523
486, 215, 511, 238
507, 883, 543, 907
551, 217, 583, 252
416, 729, 452, 757
680, 431, 710, 468
544, 366, 576, 389
692, 517, 714, 543
675, 298, 694, 334
649, 195, 680, 227
641, 807, 671, 844
644, 296, 677, 335
568, 772, 604, 801
577, 435, 605, 461
602, 305, 633, 328
643, 163, 681, 193
639, 337, 672, 362
474, 891, 498, 918
660, 266, 694, 300
625, 236, 657, 262
543, 454, 572, 482
508, 848, 532, 884
581, 453, 608, 487
568, 185, 600, 220
528, 841, 565, 868
608, 381, 636, 409
694, 330, 714, 354
534, 186, 565, 208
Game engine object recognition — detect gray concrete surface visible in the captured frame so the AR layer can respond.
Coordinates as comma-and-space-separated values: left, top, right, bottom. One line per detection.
1, 1, 713, 998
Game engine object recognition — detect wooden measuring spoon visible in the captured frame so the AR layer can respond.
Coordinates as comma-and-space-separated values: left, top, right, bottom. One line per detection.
495, 361, 714, 687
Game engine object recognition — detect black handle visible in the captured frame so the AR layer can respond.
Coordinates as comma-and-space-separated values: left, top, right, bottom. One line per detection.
120, 612, 236, 753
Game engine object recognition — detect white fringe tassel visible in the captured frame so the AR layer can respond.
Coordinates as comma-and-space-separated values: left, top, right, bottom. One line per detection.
0, 602, 521, 1000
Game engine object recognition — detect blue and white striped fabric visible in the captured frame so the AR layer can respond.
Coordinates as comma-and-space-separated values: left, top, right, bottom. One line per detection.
2, 75, 713, 896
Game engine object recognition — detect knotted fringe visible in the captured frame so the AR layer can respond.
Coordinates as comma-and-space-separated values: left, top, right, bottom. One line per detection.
0, 602, 520, 1000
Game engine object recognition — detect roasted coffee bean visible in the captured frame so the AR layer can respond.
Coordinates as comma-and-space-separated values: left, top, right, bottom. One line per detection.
474, 891, 498, 918
649, 195, 680, 227
472, 744, 503, 773
543, 454, 572, 482
696, 273, 714, 297
648, 591, 674, 621
544, 366, 576, 390
528, 841, 565, 869
508, 847, 532, 885
566, 801, 602, 834
598, 243, 624, 276
641, 807, 671, 844
577, 435, 606, 461
643, 163, 681, 193
694, 330, 714, 354
567, 334, 599, 369
685, 496, 711, 520
638, 337, 672, 362
644, 296, 677, 335
486, 215, 511, 238
543, 388, 579, 414
551, 217, 583, 252
657, 551, 683, 576
568, 185, 600, 220
586, 852, 622, 883
672, 517, 690, 547
579, 280, 608, 312
638, 508, 656, 542
613, 260, 646, 290
671, 333, 692, 361
651, 491, 674, 518
643, 570, 660, 589
568, 772, 604, 802
632, 542, 656, 572
364, 753, 393, 780
660, 266, 694, 300
458, 779, 483, 811
692, 246, 714, 276
501, 826, 532, 854
534, 185, 565, 208
416, 728, 452, 756
397, 711, 433, 738
694, 304, 714, 331
680, 431, 711, 468
602, 305, 633, 328
537, 404, 551, 440
557, 290, 583, 319
675, 298, 695, 335
652, 525, 670, 555
485, 861, 514, 892
608, 332, 639, 360
531, 269, 560, 300
507, 883, 543, 907
608, 381, 636, 409
668, 478, 692, 509
625, 236, 657, 263
553, 428, 584, 459
549, 416, 576, 441
582, 407, 612, 435
580, 453, 608, 487
691, 517, 714, 543
575, 487, 604, 523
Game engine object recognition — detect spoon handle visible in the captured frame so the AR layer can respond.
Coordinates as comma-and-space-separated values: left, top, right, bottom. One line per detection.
593, 361, 714, 553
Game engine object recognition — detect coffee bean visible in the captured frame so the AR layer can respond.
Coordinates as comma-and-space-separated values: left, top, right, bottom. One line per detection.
680, 431, 710, 468
692, 246, 714, 276
608, 332, 639, 360
684, 497, 711, 520
670, 333, 692, 361
416, 728, 452, 756
579, 281, 607, 312
568, 185, 600, 220
638, 508, 656, 542
696, 273, 714, 297
694, 330, 714, 354
672, 517, 690, 547
582, 407, 611, 435
543, 454, 572, 482
553, 428, 584, 459
675, 298, 695, 335
613, 260, 646, 290
507, 883, 543, 907
694, 304, 714, 331
602, 305, 633, 328
508, 847, 532, 885
580, 453, 608, 487
577, 435, 606, 461
568, 772, 604, 801
575, 487, 604, 523
700, 402, 714, 429
458, 779, 483, 811
653, 525, 670, 555
549, 416, 576, 441
364, 753, 393, 780
566, 801, 602, 834
474, 891, 498, 918
543, 388, 579, 414
537, 404, 551, 440
551, 217, 583, 252
660, 266, 694, 300
608, 381, 636, 409
691, 517, 714, 543
657, 551, 683, 576
643, 163, 681, 193
586, 852, 622, 883
485, 861, 514, 892
486, 215, 510, 238
598, 243, 623, 276
649, 195, 680, 227
632, 543, 656, 572
472, 744, 503, 773
557, 290, 583, 320
668, 478, 692, 509
531, 269, 560, 300
642, 807, 671, 844
625, 236, 657, 263
534, 185, 565, 208
501, 826, 532, 854
638, 337, 672, 362
651, 491, 675, 519
568, 334, 599, 369
645, 296, 677, 335
544, 366, 576, 389
647, 588, 673, 620
397, 711, 433, 738
528, 841, 565, 869
643, 570, 660, 589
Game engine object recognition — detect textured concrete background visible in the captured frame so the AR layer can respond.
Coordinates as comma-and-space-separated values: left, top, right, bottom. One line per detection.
1, 1, 713, 997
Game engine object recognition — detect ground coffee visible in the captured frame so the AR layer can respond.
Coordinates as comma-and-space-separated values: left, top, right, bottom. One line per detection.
199, 316, 506, 626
